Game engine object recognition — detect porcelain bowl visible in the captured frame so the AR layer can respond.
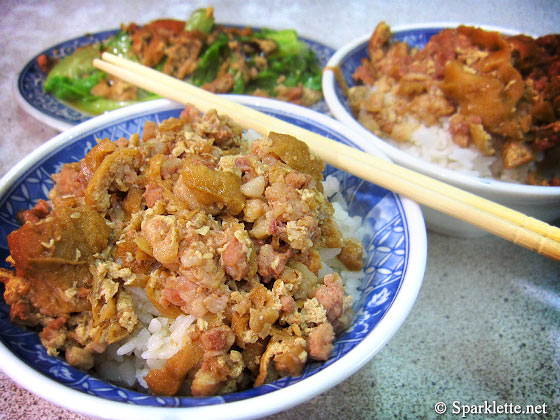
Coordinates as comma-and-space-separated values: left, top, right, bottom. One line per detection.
322, 23, 560, 237
0, 97, 427, 419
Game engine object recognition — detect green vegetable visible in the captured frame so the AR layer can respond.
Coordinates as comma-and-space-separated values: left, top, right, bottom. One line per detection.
44, 72, 104, 101
44, 44, 106, 101
185, 8, 215, 34
243, 29, 323, 95
103, 31, 134, 58
65, 95, 159, 115
232, 71, 246, 94
46, 45, 100, 80
43, 32, 157, 114
190, 32, 229, 86
254, 29, 301, 56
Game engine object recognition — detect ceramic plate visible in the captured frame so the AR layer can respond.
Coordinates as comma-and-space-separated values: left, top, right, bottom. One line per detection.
0, 97, 426, 419
15, 26, 335, 131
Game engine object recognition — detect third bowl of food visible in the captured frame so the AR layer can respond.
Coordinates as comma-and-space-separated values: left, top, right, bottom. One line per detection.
323, 22, 560, 237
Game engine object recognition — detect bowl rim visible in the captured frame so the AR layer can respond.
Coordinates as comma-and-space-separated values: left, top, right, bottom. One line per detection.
322, 22, 560, 197
0, 97, 427, 420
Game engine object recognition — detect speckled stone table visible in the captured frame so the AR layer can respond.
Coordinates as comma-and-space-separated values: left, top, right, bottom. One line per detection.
0, 1, 559, 419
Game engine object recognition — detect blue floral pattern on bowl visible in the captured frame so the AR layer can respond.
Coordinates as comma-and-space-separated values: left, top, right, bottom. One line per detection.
17, 27, 334, 129
0, 103, 410, 407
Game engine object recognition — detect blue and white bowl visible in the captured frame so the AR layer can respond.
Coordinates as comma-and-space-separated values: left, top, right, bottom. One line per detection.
322, 23, 560, 237
0, 97, 426, 420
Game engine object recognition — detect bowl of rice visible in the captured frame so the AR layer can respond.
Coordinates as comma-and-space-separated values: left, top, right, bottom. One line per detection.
323, 23, 560, 237
0, 97, 426, 419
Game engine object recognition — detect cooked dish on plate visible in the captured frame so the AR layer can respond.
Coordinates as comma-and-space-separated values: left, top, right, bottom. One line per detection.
38, 7, 324, 116
0, 104, 365, 397
347, 22, 560, 186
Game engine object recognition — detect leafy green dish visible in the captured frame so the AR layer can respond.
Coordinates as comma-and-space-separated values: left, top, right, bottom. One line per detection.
39, 8, 324, 115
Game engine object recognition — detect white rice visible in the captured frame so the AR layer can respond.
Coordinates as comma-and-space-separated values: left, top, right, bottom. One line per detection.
385, 119, 533, 184
323, 175, 364, 242
320, 175, 365, 306
243, 128, 262, 144
357, 87, 534, 184
97, 291, 196, 390
96, 176, 365, 391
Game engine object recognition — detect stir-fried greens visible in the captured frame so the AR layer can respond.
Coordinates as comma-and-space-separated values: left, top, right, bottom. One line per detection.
39, 8, 323, 115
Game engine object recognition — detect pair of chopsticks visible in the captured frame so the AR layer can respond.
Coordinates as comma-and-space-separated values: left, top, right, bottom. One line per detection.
94, 52, 560, 261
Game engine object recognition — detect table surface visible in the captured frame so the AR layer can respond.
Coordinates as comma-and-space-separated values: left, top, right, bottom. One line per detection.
0, 1, 559, 419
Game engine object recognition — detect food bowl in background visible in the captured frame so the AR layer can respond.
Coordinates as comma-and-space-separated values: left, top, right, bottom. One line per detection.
0, 97, 427, 420
322, 23, 560, 237
15, 24, 335, 131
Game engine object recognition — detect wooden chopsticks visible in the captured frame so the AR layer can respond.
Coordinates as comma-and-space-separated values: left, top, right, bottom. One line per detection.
93, 52, 560, 261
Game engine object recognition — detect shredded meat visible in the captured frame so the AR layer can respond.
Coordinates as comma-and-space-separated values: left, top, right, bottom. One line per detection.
307, 322, 335, 361
314, 273, 345, 323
